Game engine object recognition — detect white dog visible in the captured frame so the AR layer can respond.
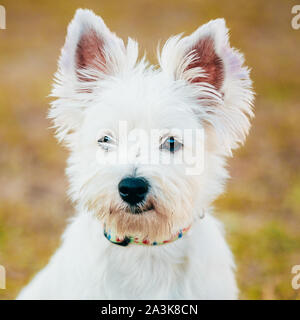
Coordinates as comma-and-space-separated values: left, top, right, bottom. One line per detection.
18, 9, 254, 299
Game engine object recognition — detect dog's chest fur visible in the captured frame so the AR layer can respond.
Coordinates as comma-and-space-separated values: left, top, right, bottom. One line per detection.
18, 212, 237, 299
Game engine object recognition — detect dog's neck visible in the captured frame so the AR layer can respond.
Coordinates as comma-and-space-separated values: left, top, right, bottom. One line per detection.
103, 223, 192, 247
98, 207, 206, 247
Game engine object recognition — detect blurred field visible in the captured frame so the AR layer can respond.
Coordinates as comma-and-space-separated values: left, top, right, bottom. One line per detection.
0, 0, 299, 299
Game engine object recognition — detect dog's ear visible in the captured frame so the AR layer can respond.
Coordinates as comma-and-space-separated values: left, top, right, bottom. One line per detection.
159, 19, 254, 155
58, 8, 127, 83
49, 9, 138, 144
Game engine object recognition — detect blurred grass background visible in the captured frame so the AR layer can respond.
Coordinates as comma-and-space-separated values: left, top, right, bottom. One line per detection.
0, 0, 299, 299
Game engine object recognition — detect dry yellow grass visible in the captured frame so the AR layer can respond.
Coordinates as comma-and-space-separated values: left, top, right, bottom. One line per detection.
0, 0, 299, 299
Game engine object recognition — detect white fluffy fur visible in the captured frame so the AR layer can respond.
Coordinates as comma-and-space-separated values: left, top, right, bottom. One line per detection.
17, 9, 254, 300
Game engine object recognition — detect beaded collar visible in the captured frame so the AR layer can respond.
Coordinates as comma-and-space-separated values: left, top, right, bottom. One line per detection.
103, 224, 191, 247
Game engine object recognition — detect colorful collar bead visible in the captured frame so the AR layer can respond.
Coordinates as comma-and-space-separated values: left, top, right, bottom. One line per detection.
103, 224, 191, 247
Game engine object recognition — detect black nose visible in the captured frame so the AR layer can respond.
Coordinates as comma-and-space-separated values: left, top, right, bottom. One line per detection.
118, 177, 149, 206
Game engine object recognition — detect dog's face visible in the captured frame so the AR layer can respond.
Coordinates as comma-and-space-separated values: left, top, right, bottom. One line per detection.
50, 9, 254, 242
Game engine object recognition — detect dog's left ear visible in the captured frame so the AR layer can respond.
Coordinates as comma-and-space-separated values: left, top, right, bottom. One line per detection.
49, 9, 138, 144
160, 19, 254, 155
57, 9, 130, 83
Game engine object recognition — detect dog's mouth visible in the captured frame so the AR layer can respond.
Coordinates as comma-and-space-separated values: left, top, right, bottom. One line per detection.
126, 202, 155, 215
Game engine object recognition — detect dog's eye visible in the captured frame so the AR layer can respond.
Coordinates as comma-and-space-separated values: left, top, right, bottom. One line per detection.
160, 136, 182, 153
98, 136, 111, 143
97, 135, 114, 150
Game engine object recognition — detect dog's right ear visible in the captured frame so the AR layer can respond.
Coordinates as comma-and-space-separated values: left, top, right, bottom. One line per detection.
49, 9, 137, 144
159, 19, 254, 155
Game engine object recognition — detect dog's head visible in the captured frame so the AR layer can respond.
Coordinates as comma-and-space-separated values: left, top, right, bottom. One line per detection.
49, 9, 254, 242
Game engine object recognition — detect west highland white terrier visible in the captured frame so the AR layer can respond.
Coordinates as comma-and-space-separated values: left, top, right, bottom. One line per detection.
18, 9, 254, 299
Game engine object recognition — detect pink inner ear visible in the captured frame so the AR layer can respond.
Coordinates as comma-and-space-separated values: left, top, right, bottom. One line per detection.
186, 37, 224, 90
76, 29, 106, 81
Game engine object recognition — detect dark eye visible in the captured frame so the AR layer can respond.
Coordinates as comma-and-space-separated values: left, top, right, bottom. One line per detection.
160, 136, 182, 152
98, 135, 111, 144
97, 135, 115, 151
